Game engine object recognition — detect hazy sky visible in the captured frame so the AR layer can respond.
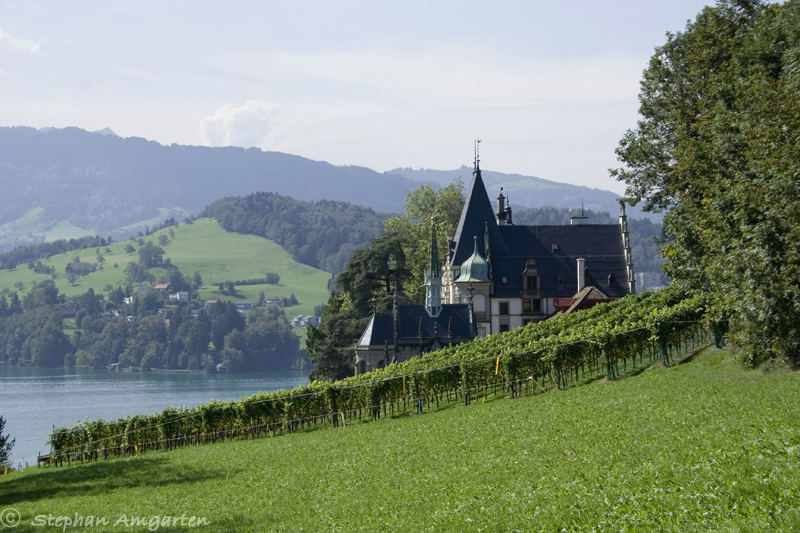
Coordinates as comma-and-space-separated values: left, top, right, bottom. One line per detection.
0, 1, 713, 194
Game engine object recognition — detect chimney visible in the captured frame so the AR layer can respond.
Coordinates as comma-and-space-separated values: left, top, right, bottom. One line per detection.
496, 190, 506, 225
576, 258, 585, 292
570, 203, 589, 225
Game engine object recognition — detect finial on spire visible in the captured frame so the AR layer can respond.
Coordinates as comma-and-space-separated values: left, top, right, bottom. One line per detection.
473, 139, 481, 170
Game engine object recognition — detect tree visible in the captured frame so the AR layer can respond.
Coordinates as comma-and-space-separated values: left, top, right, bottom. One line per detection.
76, 288, 103, 316
24, 279, 59, 310
306, 181, 464, 380
0, 416, 14, 464
241, 307, 301, 370
125, 244, 136, 254
334, 230, 411, 315
211, 302, 246, 351
306, 293, 367, 381
167, 268, 191, 292
385, 180, 464, 302
125, 262, 149, 283
612, 0, 800, 365
306, 231, 412, 380
158, 234, 169, 246
138, 241, 165, 268
30, 319, 70, 367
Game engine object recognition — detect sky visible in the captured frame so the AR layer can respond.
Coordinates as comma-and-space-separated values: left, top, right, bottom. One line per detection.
0, 0, 714, 194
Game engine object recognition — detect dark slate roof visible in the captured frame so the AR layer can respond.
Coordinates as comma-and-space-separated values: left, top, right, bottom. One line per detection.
357, 304, 473, 347
451, 167, 506, 266
492, 224, 628, 298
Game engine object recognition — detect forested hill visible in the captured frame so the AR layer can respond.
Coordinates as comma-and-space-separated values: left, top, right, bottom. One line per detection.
202, 193, 387, 273
0, 126, 418, 251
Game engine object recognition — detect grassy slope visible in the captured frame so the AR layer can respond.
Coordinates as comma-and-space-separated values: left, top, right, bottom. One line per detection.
1, 347, 798, 531
0, 218, 330, 319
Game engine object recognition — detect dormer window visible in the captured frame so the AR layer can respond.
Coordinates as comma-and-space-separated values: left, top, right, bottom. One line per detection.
523, 259, 539, 294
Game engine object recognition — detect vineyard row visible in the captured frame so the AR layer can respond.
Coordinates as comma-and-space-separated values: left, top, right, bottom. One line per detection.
47, 288, 713, 464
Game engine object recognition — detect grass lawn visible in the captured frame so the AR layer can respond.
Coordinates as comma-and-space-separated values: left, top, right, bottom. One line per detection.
0, 218, 330, 319
2, 347, 798, 531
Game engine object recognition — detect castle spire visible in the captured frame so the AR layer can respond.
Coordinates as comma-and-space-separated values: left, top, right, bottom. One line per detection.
428, 218, 440, 279
424, 218, 442, 317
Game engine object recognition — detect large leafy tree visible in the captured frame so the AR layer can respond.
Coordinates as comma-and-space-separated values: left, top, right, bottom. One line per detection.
385, 181, 465, 302
307, 231, 410, 381
613, 0, 800, 365
307, 181, 465, 381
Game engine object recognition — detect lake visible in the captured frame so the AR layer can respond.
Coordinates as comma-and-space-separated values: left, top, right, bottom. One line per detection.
0, 365, 308, 468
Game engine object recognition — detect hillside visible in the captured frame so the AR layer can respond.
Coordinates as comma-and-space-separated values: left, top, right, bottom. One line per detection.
0, 126, 419, 251
202, 192, 387, 273
1, 347, 797, 531
0, 218, 330, 319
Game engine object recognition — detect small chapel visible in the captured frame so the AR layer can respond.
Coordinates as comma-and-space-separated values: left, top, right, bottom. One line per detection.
354, 149, 634, 375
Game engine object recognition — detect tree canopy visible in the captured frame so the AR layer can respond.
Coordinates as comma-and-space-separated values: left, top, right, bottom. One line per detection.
307, 181, 464, 380
612, 0, 800, 365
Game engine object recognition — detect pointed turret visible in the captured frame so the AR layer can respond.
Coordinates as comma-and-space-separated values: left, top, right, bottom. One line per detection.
451, 145, 506, 266
424, 220, 442, 317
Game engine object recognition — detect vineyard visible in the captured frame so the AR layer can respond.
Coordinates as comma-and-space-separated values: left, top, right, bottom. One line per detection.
47, 288, 711, 464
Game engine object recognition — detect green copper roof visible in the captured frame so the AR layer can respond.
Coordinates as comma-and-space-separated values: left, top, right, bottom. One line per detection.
455, 236, 490, 283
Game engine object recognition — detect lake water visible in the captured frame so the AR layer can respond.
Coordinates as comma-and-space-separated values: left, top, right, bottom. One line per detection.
0, 365, 308, 468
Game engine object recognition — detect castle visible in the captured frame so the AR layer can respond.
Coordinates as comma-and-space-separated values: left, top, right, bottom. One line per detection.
354, 153, 634, 375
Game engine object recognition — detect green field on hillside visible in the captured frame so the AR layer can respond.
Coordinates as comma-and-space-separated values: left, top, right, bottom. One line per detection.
2, 347, 798, 531
0, 218, 331, 319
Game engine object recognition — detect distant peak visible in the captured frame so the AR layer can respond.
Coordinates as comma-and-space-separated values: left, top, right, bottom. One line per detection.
95, 127, 118, 137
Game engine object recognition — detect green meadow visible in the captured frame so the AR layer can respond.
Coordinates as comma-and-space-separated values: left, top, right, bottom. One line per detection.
2, 347, 798, 531
0, 218, 331, 319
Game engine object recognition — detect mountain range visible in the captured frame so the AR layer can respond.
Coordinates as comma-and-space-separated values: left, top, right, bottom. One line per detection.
0, 126, 653, 252
388, 167, 653, 220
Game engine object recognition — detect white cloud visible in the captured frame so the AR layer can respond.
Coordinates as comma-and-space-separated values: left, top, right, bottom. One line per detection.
0, 28, 42, 55
201, 100, 279, 148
